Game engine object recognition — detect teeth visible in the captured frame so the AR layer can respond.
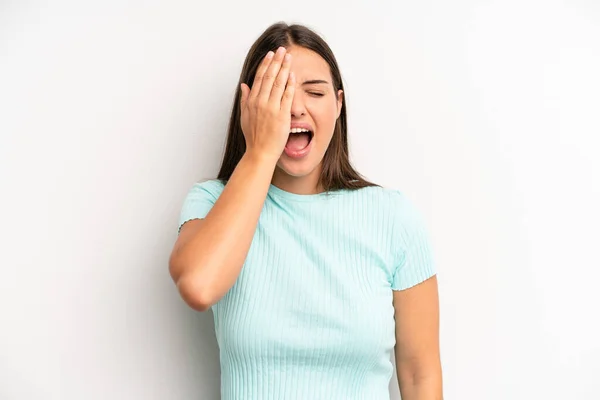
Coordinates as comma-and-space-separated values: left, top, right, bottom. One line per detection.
289, 128, 311, 134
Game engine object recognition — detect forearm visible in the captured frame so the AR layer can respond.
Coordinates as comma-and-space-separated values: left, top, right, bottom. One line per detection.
170, 150, 277, 309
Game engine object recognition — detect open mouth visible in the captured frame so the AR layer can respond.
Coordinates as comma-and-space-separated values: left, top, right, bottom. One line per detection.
285, 128, 313, 152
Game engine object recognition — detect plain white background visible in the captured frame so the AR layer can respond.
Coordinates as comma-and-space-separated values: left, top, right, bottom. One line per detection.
1, 0, 599, 399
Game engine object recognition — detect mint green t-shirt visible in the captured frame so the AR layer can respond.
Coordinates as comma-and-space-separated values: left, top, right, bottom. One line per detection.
177, 179, 437, 400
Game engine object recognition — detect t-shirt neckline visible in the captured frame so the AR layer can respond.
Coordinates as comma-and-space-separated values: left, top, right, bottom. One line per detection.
268, 184, 339, 202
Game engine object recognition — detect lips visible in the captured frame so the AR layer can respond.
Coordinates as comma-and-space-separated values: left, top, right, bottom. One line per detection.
284, 122, 314, 159
283, 136, 313, 158
289, 122, 313, 132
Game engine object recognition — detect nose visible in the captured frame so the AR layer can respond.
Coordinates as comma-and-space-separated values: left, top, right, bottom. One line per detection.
290, 90, 306, 117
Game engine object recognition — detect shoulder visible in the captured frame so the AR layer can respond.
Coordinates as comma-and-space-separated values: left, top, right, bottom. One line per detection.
347, 184, 414, 209
348, 185, 427, 227
178, 179, 225, 232
186, 178, 226, 199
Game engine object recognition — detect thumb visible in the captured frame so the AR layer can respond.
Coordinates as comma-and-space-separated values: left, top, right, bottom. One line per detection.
240, 83, 249, 108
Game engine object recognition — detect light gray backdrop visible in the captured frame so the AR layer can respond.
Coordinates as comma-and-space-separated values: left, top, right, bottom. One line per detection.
1, 0, 599, 399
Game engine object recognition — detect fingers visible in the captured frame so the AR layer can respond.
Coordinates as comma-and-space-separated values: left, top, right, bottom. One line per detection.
269, 52, 292, 104
249, 50, 274, 102
280, 72, 296, 112
258, 47, 287, 104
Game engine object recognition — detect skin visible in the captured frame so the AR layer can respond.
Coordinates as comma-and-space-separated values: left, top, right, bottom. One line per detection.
394, 276, 443, 399
169, 45, 442, 398
270, 45, 343, 195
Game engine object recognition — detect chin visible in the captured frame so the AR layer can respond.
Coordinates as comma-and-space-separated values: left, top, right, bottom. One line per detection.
276, 157, 317, 178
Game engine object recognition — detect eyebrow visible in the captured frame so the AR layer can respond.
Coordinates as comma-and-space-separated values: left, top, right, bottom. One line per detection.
301, 79, 329, 85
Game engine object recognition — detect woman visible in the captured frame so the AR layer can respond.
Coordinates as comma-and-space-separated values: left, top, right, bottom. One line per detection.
169, 22, 442, 400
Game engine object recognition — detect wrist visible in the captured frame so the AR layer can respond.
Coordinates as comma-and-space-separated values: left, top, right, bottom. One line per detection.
243, 150, 280, 169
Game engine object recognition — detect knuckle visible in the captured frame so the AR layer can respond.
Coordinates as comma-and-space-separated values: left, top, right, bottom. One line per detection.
256, 98, 268, 109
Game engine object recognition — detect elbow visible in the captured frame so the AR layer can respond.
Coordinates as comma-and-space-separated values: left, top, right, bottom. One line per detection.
396, 360, 443, 396
169, 255, 214, 312
175, 273, 214, 312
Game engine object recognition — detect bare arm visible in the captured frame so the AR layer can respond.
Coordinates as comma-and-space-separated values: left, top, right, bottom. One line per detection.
169, 47, 296, 311
393, 276, 443, 399
169, 153, 276, 311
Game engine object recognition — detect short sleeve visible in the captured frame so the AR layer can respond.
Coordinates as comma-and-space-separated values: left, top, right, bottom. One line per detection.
390, 191, 437, 291
178, 179, 225, 234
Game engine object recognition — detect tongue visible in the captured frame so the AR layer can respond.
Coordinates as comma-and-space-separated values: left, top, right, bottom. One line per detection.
285, 133, 310, 151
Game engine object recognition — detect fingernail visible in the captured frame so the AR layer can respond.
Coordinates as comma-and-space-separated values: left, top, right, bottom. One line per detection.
277, 46, 286, 54
266, 51, 274, 59
284, 54, 291, 62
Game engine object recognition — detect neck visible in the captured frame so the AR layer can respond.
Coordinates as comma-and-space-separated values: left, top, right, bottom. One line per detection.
271, 163, 324, 195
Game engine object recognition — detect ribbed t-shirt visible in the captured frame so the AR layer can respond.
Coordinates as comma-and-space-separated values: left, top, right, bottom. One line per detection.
177, 179, 437, 400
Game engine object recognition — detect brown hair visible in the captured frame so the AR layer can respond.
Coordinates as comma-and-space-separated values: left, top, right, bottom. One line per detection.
216, 22, 378, 191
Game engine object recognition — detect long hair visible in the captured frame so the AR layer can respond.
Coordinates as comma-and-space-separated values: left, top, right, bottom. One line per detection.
217, 22, 378, 191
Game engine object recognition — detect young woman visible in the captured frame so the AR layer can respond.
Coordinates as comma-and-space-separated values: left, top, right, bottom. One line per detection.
169, 22, 443, 400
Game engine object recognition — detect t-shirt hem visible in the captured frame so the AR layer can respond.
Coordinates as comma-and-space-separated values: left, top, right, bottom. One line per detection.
391, 270, 437, 291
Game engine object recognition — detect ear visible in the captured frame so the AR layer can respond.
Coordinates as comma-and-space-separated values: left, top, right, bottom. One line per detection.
336, 89, 343, 118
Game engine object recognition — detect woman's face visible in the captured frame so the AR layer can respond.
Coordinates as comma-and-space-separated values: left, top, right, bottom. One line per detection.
274, 45, 343, 183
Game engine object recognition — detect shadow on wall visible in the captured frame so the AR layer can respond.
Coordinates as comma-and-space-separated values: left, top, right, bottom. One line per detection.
179, 305, 221, 400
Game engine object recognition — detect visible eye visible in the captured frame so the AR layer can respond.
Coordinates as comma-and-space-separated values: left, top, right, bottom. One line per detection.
308, 92, 325, 97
